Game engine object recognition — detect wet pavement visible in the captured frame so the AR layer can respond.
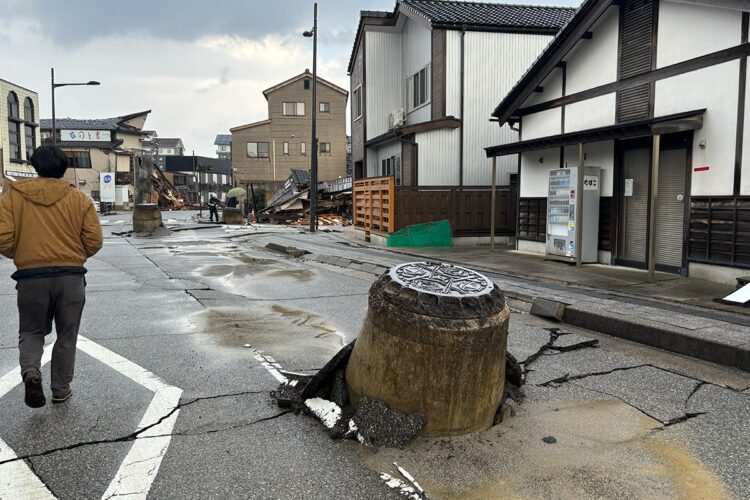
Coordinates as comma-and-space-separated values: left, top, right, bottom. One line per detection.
0, 216, 748, 499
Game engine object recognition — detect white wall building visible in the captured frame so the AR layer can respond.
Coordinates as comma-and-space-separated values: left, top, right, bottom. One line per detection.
349, 0, 575, 188
487, 0, 750, 283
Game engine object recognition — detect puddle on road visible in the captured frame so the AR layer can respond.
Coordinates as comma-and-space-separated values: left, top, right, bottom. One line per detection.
187, 305, 344, 364
363, 400, 728, 500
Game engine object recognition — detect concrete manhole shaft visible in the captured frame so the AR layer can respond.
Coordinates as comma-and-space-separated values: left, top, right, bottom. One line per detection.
346, 262, 510, 436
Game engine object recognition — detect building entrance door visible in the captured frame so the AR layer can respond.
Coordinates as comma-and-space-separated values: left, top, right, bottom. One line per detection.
617, 136, 688, 273
619, 147, 650, 266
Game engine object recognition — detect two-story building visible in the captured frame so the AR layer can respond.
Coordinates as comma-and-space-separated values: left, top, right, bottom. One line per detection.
214, 134, 232, 160
40, 110, 151, 206
142, 137, 185, 171
349, 0, 574, 240
1, 79, 40, 191
231, 70, 349, 199
486, 0, 749, 284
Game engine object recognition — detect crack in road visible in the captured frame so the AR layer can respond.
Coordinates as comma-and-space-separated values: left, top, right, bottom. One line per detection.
537, 364, 651, 387
538, 365, 716, 430
0, 389, 273, 467
520, 328, 600, 378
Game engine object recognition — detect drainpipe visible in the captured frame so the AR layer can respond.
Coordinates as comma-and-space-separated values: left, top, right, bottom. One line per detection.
459, 26, 466, 186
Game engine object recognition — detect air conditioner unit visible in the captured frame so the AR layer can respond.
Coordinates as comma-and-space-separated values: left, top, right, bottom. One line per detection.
388, 109, 406, 129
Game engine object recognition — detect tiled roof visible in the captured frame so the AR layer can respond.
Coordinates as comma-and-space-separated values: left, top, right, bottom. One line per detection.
39, 110, 150, 132
214, 134, 232, 145
155, 138, 183, 148
401, 0, 576, 30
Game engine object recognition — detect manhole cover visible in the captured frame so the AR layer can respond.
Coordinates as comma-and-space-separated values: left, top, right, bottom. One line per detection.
389, 262, 495, 298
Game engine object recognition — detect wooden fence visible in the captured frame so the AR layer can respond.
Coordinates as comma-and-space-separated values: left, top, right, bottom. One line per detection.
394, 185, 518, 236
353, 176, 395, 233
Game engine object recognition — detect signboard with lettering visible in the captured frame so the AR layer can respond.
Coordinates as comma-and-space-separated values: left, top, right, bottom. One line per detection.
100, 173, 116, 202
583, 175, 599, 191
61, 130, 111, 142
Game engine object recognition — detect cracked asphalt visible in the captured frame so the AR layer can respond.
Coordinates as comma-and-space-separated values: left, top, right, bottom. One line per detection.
1, 211, 748, 499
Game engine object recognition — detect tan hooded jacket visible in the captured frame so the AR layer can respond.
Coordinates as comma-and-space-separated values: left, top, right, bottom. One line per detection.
0, 178, 103, 270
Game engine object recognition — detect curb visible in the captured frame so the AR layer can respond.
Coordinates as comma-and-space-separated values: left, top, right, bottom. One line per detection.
562, 305, 750, 372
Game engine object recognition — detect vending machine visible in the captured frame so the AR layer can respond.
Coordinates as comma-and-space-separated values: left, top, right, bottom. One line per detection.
546, 166, 601, 263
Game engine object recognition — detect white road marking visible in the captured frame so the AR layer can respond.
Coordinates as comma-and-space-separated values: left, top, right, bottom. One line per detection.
0, 337, 182, 500
0, 345, 56, 499
251, 350, 289, 384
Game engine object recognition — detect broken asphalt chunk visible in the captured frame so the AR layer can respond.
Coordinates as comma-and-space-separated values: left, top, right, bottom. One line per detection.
352, 397, 427, 448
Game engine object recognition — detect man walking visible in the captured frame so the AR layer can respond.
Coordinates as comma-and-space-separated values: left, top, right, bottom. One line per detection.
0, 146, 103, 408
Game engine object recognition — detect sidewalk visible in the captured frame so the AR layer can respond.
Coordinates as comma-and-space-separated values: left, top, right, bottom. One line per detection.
289, 229, 749, 373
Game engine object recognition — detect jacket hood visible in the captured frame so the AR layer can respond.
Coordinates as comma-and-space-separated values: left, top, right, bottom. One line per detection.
10, 178, 74, 207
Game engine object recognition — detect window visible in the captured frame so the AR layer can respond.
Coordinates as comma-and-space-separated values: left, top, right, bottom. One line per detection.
304, 79, 310, 90
408, 65, 430, 110
300, 142, 306, 156
7, 92, 21, 161
320, 142, 331, 153
319, 102, 330, 113
282, 102, 305, 116
381, 155, 402, 186
352, 86, 362, 120
246, 142, 269, 158
64, 151, 92, 169
23, 98, 36, 160
283, 142, 289, 155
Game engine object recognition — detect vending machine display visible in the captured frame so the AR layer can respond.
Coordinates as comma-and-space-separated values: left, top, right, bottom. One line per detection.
546, 166, 601, 263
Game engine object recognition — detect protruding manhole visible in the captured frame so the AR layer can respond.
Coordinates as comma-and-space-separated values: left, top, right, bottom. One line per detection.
346, 262, 510, 436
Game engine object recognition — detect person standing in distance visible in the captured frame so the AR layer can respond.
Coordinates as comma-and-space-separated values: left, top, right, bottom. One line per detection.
0, 146, 103, 407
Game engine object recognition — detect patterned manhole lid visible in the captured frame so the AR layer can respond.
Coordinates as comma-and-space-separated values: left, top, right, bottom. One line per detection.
389, 262, 495, 298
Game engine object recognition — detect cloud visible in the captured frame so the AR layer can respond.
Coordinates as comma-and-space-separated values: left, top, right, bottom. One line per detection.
5, 0, 380, 47
0, 13, 355, 155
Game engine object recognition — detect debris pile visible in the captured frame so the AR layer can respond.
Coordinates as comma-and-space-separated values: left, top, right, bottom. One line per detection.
150, 166, 188, 210
292, 214, 350, 227
260, 169, 352, 226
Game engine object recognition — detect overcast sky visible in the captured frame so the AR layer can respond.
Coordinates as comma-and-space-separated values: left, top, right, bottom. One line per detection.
2, 0, 579, 156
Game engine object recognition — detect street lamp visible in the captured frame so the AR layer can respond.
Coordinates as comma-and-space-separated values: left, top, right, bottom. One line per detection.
51, 68, 100, 145
303, 3, 318, 233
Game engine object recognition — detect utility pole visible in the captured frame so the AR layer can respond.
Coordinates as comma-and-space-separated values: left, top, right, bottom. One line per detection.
304, 3, 319, 232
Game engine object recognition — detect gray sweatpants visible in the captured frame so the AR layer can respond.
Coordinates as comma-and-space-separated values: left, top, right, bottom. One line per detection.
17, 275, 86, 396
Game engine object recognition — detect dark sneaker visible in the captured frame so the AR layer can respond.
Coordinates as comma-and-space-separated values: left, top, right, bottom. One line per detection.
52, 390, 73, 404
24, 377, 46, 408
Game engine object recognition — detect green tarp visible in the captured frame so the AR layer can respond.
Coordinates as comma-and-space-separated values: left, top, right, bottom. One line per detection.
387, 220, 453, 247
